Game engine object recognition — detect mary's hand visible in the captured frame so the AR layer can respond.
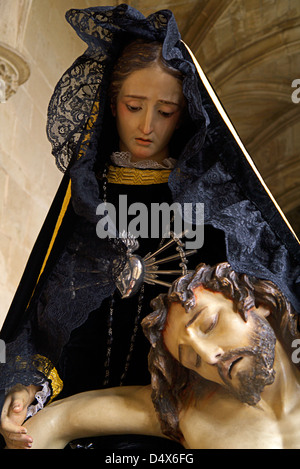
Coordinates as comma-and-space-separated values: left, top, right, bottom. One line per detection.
0, 384, 38, 449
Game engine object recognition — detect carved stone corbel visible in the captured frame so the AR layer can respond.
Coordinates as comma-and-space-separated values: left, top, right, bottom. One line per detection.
0, 42, 30, 102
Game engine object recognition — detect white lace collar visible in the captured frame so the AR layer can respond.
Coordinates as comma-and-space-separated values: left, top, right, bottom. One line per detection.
110, 151, 176, 169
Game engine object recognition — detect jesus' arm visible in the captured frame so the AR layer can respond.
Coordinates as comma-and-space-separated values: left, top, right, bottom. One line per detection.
23, 385, 165, 449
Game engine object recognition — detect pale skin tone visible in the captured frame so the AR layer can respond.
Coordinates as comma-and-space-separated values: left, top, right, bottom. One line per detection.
14, 288, 300, 449
0, 63, 185, 449
111, 64, 185, 164
0, 384, 40, 448
164, 288, 270, 385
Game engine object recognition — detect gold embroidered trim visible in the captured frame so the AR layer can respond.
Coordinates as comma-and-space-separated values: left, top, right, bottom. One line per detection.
106, 165, 172, 185
47, 366, 63, 403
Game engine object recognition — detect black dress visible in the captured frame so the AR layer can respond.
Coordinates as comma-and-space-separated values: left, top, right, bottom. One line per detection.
57, 164, 227, 400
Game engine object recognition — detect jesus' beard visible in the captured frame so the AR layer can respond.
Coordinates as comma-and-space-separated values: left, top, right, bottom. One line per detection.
216, 313, 277, 406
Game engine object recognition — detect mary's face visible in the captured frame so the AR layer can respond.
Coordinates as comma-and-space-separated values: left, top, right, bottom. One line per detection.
112, 65, 185, 163
163, 288, 276, 405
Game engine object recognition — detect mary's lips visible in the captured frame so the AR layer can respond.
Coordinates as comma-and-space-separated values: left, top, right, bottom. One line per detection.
135, 138, 152, 144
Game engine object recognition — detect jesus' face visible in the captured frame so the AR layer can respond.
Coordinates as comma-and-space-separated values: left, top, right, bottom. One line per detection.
163, 288, 276, 405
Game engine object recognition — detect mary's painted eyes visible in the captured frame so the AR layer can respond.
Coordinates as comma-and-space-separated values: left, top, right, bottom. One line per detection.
125, 104, 175, 118
126, 104, 141, 112
158, 110, 174, 118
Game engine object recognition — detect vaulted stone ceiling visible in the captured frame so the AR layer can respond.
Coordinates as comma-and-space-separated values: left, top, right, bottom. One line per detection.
123, 0, 300, 240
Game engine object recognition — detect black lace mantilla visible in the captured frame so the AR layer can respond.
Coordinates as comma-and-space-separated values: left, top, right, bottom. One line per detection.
47, 5, 205, 173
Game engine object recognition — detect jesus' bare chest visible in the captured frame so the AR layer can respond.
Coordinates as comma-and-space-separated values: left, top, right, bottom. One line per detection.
179, 392, 300, 449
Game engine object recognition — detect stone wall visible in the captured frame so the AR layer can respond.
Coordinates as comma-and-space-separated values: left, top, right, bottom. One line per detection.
0, 0, 101, 326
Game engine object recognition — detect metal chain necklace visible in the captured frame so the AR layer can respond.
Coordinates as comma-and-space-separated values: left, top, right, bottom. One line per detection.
102, 165, 146, 387
101, 162, 196, 387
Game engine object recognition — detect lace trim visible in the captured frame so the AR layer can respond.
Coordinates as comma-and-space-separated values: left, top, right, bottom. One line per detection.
26, 381, 51, 419
25, 355, 64, 418
110, 151, 176, 169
